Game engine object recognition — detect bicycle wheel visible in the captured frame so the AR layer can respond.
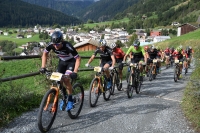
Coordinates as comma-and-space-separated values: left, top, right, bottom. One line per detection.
149, 66, 153, 81
126, 67, 130, 82
127, 73, 135, 98
89, 78, 100, 107
174, 66, 178, 82
68, 83, 84, 119
153, 66, 156, 79
103, 78, 111, 101
37, 88, 58, 133
135, 72, 141, 94
110, 73, 116, 95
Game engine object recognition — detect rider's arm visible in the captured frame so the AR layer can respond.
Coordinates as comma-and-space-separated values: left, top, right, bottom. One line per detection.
111, 55, 116, 67
123, 46, 133, 61
41, 52, 48, 68
87, 55, 95, 64
73, 56, 81, 73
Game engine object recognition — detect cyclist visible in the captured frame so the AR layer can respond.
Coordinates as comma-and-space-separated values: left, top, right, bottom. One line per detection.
111, 42, 125, 90
146, 45, 161, 74
39, 31, 81, 111
172, 45, 184, 78
123, 39, 147, 81
182, 47, 189, 72
185, 46, 194, 67
85, 39, 116, 89
164, 47, 171, 67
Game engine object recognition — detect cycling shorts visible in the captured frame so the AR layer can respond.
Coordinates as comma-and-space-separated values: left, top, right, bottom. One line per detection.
116, 58, 123, 70
57, 58, 75, 74
100, 60, 112, 67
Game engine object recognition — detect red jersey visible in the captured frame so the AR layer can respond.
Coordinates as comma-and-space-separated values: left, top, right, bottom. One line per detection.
113, 48, 125, 59
164, 49, 170, 56
172, 50, 183, 59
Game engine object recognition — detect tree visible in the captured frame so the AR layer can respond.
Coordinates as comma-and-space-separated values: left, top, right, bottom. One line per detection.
127, 34, 137, 47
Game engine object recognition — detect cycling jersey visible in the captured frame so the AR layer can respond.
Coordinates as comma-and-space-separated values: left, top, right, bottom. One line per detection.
113, 47, 125, 59
172, 50, 183, 60
93, 46, 113, 61
164, 49, 170, 56
148, 49, 158, 59
45, 41, 79, 61
126, 46, 145, 59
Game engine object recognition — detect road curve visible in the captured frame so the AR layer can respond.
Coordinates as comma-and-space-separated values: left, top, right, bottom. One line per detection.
0, 64, 198, 133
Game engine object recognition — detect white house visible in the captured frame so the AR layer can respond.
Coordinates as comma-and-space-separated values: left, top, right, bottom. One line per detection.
105, 28, 111, 32
153, 36, 171, 42
27, 35, 32, 38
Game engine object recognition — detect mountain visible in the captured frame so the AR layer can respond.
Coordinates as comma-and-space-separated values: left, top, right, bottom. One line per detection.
76, 0, 139, 22
0, 0, 82, 27
22, 0, 95, 17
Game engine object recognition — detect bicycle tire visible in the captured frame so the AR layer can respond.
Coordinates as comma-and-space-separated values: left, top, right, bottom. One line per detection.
89, 78, 100, 107
103, 77, 111, 101
110, 73, 115, 95
68, 83, 84, 119
37, 88, 58, 133
174, 66, 178, 82
153, 66, 156, 79
127, 72, 135, 98
149, 66, 153, 81
135, 72, 141, 94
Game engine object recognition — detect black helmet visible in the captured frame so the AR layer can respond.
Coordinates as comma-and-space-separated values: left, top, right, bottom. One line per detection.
51, 31, 63, 43
132, 39, 140, 47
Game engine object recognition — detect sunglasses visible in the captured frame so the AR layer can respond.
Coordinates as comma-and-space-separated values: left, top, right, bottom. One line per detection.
53, 43, 61, 46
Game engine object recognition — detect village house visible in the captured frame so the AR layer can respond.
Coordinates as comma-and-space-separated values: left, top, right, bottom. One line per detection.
73, 39, 99, 52
177, 23, 199, 36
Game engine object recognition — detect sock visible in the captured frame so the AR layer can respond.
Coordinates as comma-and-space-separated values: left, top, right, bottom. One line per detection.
68, 95, 73, 102
120, 79, 122, 83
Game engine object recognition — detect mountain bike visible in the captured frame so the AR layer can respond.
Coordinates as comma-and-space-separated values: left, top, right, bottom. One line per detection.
126, 62, 142, 98
174, 59, 181, 82
148, 59, 157, 81
37, 71, 84, 132
110, 66, 121, 95
88, 66, 111, 107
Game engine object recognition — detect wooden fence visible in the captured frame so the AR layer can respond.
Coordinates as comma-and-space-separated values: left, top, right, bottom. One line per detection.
0, 55, 101, 82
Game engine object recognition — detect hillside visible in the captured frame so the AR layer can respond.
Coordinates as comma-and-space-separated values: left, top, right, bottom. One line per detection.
76, 0, 139, 22
115, 0, 200, 28
0, 0, 82, 27
22, 0, 95, 17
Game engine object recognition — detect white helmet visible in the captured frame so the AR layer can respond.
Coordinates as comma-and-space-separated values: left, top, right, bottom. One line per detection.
111, 43, 116, 49
99, 39, 107, 46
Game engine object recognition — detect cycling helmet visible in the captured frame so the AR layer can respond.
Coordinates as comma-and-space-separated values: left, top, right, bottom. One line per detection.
144, 46, 149, 50
51, 31, 63, 43
133, 39, 140, 47
99, 39, 107, 47
111, 42, 117, 49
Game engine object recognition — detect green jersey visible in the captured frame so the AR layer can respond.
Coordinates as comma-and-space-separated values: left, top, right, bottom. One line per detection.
126, 46, 145, 58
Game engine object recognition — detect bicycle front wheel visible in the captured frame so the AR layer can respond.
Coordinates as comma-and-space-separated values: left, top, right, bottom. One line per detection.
89, 78, 100, 107
103, 78, 111, 101
68, 83, 84, 119
110, 73, 116, 95
135, 73, 141, 94
174, 66, 178, 82
127, 73, 135, 98
37, 88, 58, 133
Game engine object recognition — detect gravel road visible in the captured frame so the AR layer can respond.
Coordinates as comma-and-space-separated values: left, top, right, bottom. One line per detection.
0, 65, 198, 133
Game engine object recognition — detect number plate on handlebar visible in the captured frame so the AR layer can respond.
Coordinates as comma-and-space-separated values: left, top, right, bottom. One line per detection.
153, 59, 157, 63
175, 60, 179, 63
94, 67, 102, 72
130, 63, 137, 67
50, 72, 63, 81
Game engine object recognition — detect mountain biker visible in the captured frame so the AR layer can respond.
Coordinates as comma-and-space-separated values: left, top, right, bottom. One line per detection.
111, 42, 125, 90
185, 46, 194, 67
123, 39, 147, 81
164, 47, 171, 67
85, 39, 116, 89
172, 45, 184, 78
146, 45, 161, 74
39, 31, 81, 111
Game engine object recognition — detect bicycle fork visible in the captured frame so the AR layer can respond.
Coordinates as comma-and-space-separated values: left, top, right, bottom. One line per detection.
44, 87, 59, 113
